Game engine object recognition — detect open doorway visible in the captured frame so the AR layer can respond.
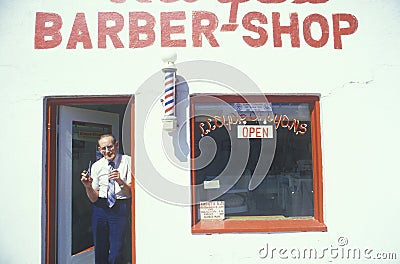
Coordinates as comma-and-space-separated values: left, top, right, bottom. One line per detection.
44, 96, 135, 264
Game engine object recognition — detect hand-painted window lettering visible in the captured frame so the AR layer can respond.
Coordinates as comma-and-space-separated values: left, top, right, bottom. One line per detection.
198, 112, 307, 137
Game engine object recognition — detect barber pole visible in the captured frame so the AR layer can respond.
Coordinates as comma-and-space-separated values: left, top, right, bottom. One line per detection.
163, 71, 175, 116
161, 51, 178, 131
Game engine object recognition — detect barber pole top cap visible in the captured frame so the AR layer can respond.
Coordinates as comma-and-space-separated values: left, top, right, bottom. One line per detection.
161, 50, 177, 73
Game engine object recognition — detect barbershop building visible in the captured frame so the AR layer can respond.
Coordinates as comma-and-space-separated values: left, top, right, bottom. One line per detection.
1, 0, 400, 263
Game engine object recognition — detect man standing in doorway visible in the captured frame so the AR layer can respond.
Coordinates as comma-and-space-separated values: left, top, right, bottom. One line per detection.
81, 134, 132, 264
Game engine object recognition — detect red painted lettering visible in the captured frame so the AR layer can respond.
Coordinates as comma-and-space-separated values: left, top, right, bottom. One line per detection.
160, 0, 198, 2
219, 0, 249, 31
248, 112, 259, 121
206, 118, 216, 131
218, 0, 249, 23
34, 12, 62, 49
292, 0, 329, 3
333, 13, 358, 49
134, 0, 198, 2
214, 116, 225, 128
264, 112, 274, 123
257, 0, 329, 3
239, 114, 247, 124
192, 11, 219, 47
303, 14, 329, 48
67, 13, 93, 49
257, 0, 285, 3
199, 123, 207, 136
256, 127, 261, 137
161, 12, 186, 47
280, 115, 290, 127
288, 119, 300, 133
229, 114, 238, 125
242, 12, 268, 47
274, 114, 282, 129
129, 12, 156, 48
242, 127, 249, 137
263, 127, 269, 138
297, 123, 307, 135
98, 12, 124, 49
249, 126, 256, 136
272, 12, 300, 47
200, 113, 306, 137
35, 10, 357, 50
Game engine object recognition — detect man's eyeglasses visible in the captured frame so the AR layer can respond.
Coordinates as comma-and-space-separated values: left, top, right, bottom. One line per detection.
99, 145, 115, 151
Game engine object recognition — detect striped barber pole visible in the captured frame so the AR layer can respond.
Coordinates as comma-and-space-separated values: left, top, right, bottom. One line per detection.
164, 71, 176, 116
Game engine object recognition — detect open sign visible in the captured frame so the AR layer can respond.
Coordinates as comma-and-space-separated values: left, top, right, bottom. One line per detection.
237, 125, 273, 139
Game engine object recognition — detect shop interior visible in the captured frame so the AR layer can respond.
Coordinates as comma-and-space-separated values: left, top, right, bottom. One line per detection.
193, 103, 314, 219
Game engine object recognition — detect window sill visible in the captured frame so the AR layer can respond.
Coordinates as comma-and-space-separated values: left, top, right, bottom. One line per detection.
191, 217, 327, 234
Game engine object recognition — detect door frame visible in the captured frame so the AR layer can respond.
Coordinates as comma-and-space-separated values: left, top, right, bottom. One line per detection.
45, 95, 135, 264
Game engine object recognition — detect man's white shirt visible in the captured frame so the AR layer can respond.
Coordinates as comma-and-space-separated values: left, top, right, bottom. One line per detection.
91, 154, 132, 199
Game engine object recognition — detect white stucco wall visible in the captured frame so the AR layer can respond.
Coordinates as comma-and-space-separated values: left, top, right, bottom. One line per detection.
1, 0, 399, 263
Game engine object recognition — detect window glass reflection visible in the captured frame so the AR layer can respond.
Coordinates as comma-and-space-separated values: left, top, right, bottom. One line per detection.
193, 103, 314, 219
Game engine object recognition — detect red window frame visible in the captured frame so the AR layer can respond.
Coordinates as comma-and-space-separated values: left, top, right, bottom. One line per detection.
45, 96, 136, 263
190, 94, 327, 233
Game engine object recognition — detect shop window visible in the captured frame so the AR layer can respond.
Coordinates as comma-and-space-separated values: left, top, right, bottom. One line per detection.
190, 94, 326, 233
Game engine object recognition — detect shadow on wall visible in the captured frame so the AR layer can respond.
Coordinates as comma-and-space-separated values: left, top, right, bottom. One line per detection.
168, 75, 190, 162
